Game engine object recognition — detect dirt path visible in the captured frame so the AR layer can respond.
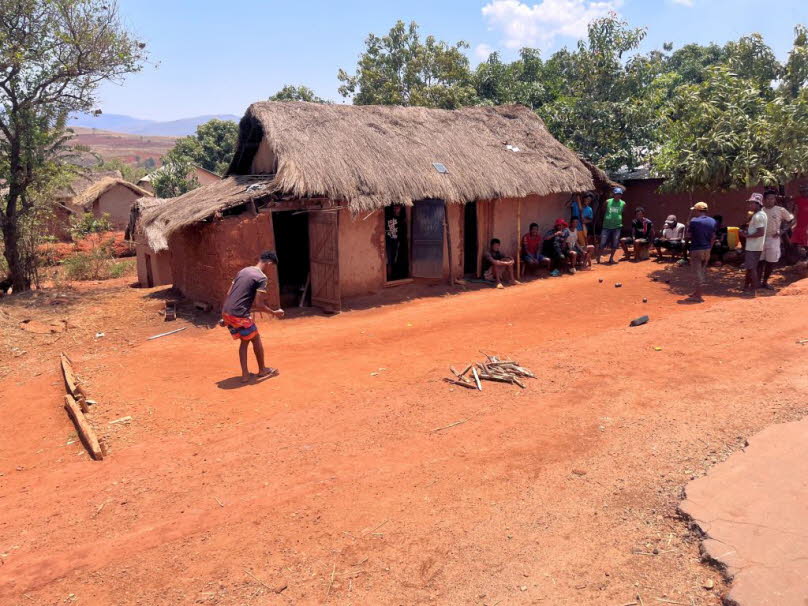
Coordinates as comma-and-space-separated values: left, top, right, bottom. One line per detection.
1, 262, 806, 605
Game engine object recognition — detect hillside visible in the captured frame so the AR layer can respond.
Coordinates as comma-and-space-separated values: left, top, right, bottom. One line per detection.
68, 113, 239, 136
70, 127, 177, 165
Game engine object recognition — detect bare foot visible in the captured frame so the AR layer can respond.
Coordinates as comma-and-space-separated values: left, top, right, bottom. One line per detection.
240, 374, 251, 384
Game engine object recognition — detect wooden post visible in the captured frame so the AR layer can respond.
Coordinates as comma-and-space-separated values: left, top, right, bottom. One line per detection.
516, 198, 522, 279
64, 394, 104, 461
444, 202, 454, 286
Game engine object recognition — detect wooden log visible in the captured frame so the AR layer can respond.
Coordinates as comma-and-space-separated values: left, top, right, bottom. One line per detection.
60, 353, 87, 408
443, 378, 477, 390
471, 366, 483, 391
458, 364, 473, 378
64, 394, 103, 461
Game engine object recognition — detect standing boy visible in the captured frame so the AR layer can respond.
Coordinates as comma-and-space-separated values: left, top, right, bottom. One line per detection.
742, 194, 768, 295
760, 189, 794, 289
222, 251, 285, 383
686, 202, 716, 302
597, 187, 626, 264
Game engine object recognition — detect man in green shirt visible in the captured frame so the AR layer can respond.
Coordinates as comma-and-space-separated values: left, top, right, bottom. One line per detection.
597, 187, 627, 264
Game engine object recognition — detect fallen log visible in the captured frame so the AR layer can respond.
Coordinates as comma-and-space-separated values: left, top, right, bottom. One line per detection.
64, 394, 103, 461
60, 353, 88, 411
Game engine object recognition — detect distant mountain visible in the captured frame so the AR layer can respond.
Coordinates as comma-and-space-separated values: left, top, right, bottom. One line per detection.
68, 113, 240, 137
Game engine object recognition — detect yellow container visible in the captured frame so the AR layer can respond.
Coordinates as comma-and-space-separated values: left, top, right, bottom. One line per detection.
727, 226, 740, 249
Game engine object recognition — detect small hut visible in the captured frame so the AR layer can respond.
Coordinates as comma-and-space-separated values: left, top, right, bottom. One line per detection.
75, 177, 152, 230
142, 102, 613, 312
127, 197, 173, 288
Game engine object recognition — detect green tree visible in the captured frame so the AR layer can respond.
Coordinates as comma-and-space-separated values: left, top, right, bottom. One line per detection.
95, 158, 148, 183
151, 158, 199, 198
0, 0, 145, 291
474, 48, 548, 109
337, 20, 476, 108
269, 84, 329, 103
162, 118, 238, 176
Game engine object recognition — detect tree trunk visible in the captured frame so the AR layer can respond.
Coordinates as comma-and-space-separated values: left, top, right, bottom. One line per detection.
2, 217, 30, 292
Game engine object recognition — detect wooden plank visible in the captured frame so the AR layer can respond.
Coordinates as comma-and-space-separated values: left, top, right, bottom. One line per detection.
64, 394, 104, 461
309, 210, 341, 312
60, 353, 87, 408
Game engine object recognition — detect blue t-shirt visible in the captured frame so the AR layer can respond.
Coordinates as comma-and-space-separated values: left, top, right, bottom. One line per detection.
582, 206, 594, 221
689, 215, 717, 251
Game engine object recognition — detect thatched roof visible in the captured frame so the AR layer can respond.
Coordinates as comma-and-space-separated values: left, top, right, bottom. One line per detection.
75, 177, 152, 210
143, 101, 611, 250
126, 196, 172, 242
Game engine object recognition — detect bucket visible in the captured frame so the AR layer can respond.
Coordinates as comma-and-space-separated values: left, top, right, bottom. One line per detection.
727, 226, 740, 249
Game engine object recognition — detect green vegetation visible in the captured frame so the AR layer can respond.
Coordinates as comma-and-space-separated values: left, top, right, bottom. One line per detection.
0, 0, 146, 291
269, 85, 330, 103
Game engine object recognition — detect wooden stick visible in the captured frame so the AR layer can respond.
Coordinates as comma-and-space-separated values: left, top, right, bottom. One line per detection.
64, 394, 103, 461
299, 273, 311, 307
443, 378, 476, 390
60, 353, 87, 405
458, 364, 473, 378
326, 560, 336, 600
471, 366, 482, 391
516, 197, 522, 279
244, 569, 272, 591
433, 419, 468, 432
147, 327, 187, 340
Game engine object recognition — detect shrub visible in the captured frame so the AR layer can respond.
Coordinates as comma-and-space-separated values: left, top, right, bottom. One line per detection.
62, 247, 114, 281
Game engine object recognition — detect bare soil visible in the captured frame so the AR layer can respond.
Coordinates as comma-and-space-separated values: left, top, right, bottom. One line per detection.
1, 259, 806, 606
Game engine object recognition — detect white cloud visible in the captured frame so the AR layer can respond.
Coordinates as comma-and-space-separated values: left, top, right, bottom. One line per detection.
481, 0, 623, 50
475, 43, 496, 60
671, 0, 694, 5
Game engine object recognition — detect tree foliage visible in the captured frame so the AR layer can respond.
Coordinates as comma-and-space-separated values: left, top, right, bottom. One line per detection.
165, 118, 238, 175
151, 158, 200, 198
338, 20, 476, 108
0, 0, 145, 290
269, 84, 329, 103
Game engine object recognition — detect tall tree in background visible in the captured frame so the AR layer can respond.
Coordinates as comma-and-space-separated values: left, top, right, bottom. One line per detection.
655, 27, 808, 190
338, 20, 476, 108
0, 0, 145, 291
269, 85, 329, 103
154, 118, 239, 197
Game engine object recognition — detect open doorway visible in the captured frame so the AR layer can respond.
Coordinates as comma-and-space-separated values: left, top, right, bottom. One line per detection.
463, 201, 478, 276
272, 211, 310, 307
385, 204, 410, 282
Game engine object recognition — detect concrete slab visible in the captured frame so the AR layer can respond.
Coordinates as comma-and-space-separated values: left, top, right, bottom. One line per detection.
680, 417, 808, 606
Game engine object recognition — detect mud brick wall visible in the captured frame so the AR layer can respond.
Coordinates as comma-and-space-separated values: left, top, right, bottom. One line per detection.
169, 212, 279, 311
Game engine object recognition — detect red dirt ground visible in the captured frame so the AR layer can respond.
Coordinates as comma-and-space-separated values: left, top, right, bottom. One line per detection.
1, 260, 807, 605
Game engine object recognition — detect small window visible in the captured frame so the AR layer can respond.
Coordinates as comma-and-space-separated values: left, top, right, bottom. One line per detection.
432, 162, 448, 174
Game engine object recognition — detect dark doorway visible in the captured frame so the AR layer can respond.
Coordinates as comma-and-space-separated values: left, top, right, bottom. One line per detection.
385, 205, 410, 281
272, 211, 310, 307
144, 254, 154, 288
463, 202, 478, 276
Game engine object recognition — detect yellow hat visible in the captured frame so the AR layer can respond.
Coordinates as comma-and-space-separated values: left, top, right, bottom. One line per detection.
691, 201, 708, 211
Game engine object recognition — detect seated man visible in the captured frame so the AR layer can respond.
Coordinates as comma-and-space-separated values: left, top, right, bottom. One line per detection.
544, 219, 576, 275
710, 214, 730, 265
521, 222, 551, 275
569, 218, 594, 268
654, 215, 686, 261
482, 238, 518, 289
620, 207, 654, 261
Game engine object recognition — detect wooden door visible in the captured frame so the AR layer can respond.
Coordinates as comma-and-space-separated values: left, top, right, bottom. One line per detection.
308, 210, 341, 313
475, 200, 494, 278
145, 254, 154, 288
412, 199, 445, 278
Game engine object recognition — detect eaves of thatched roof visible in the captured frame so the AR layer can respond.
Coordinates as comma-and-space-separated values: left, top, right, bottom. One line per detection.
142, 101, 609, 251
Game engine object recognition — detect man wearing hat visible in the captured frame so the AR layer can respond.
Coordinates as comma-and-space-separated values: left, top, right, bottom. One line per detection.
597, 187, 626, 264
742, 193, 768, 294
686, 202, 716, 302
654, 215, 686, 261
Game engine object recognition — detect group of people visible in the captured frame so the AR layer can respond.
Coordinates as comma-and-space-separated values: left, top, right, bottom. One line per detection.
480, 184, 808, 300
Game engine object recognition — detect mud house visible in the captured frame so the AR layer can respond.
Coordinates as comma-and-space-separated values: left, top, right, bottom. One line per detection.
76, 177, 152, 230
137, 165, 222, 194
127, 197, 173, 288
141, 101, 613, 312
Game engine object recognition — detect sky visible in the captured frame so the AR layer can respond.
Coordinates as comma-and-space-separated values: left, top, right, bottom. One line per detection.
98, 0, 808, 121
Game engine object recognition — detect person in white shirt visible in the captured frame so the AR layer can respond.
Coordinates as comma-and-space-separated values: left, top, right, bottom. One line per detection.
653, 215, 686, 261
760, 189, 795, 290
742, 193, 768, 294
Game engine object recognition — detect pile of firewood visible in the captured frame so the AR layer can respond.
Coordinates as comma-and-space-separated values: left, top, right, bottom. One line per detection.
444, 354, 536, 390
